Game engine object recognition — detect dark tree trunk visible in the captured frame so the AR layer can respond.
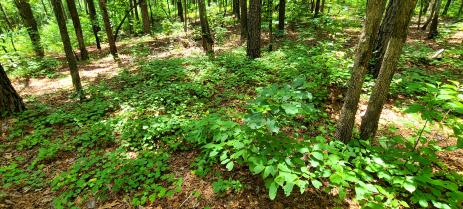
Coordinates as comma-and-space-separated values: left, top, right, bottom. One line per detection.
267, 0, 273, 51
314, 0, 320, 17
246, 0, 261, 59
442, 0, 452, 15
41, 0, 49, 17
140, 0, 151, 34
321, 0, 325, 13
134, 0, 140, 21
369, 0, 398, 78
183, 0, 188, 32
198, 0, 214, 55
14, 0, 45, 57
428, 0, 441, 39
278, 0, 285, 32
66, 0, 89, 60
98, 0, 118, 59
128, 0, 134, 35
240, 0, 247, 42
233, 0, 240, 18
177, 0, 184, 21
87, 0, 101, 49
334, 0, 387, 142
51, 0, 84, 100
360, 0, 418, 140
0, 63, 25, 117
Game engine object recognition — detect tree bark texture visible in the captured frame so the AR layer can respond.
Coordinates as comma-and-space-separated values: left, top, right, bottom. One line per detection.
98, 0, 118, 59
442, 0, 452, 15
87, 0, 101, 49
314, 0, 320, 17
359, 0, 418, 140
422, 0, 437, 30
198, 0, 214, 55
66, 0, 89, 60
428, 0, 442, 39
14, 0, 45, 57
233, 0, 240, 19
334, 0, 387, 142
51, 0, 84, 99
278, 0, 285, 31
140, 0, 151, 34
240, 0, 247, 42
177, 0, 184, 21
246, 0, 261, 59
0, 63, 25, 117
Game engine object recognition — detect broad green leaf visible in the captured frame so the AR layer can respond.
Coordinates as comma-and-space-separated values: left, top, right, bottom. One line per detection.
312, 152, 324, 161
269, 182, 278, 200
311, 180, 322, 189
281, 103, 299, 115
283, 182, 294, 196
226, 162, 234, 171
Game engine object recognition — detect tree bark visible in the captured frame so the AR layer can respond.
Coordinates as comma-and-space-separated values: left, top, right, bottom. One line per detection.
428, 0, 442, 39
13, 0, 45, 57
51, 0, 84, 100
198, 0, 214, 55
267, 0, 273, 51
177, 0, 184, 21
41, 0, 49, 17
278, 0, 285, 32
334, 0, 387, 142
246, 0, 261, 59
442, 0, 452, 15
140, 0, 151, 34
0, 63, 25, 117
359, 0, 418, 140
314, 0, 321, 17
240, 0, 247, 42
183, 0, 188, 32
134, 0, 140, 21
369, 0, 398, 78
98, 0, 118, 59
233, 0, 240, 19
66, 0, 89, 60
86, 0, 101, 49
321, 0, 325, 13
422, 0, 437, 30
459, 0, 463, 17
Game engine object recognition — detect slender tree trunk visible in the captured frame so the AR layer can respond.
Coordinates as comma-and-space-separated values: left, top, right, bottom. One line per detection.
360, 0, 418, 140
0, 63, 25, 117
334, 0, 387, 142
66, 0, 89, 60
428, 0, 441, 39
148, 0, 154, 27
442, 0, 452, 15
321, 0, 325, 13
87, 0, 101, 49
183, 0, 188, 32
314, 0, 320, 17
422, 0, 437, 30
140, 0, 151, 34
14, 0, 45, 57
278, 0, 285, 32
98, 0, 118, 59
418, 0, 426, 28
134, 0, 140, 21
459, 0, 463, 17
198, 0, 214, 55
41, 0, 50, 17
128, 0, 134, 35
177, 0, 184, 21
240, 0, 247, 42
246, 0, 261, 59
51, 0, 84, 100
0, 3, 13, 31
370, 0, 398, 78
268, 0, 273, 51
233, 0, 240, 18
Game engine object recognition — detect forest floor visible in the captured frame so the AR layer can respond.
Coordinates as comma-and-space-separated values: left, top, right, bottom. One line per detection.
1, 16, 463, 209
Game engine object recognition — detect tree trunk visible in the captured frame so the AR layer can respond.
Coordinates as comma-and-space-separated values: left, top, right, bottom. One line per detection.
0, 63, 25, 117
140, 0, 151, 34
14, 0, 45, 57
278, 0, 285, 32
0, 2, 13, 31
128, 0, 134, 35
359, 0, 418, 140
233, 0, 240, 19
321, 0, 325, 13
51, 0, 84, 100
267, 0, 273, 51
41, 0, 49, 17
87, 0, 101, 50
98, 0, 118, 59
369, 0, 398, 78
428, 0, 441, 39
183, 0, 188, 32
66, 0, 89, 60
459, 0, 463, 17
314, 0, 320, 17
177, 0, 184, 21
418, 0, 427, 28
442, 0, 452, 15
422, 0, 437, 30
240, 0, 247, 42
334, 0, 387, 142
198, 0, 214, 55
134, 0, 140, 21
246, 0, 261, 59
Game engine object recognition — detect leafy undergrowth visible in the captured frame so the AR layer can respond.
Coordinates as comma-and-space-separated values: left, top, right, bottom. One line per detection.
2, 18, 463, 209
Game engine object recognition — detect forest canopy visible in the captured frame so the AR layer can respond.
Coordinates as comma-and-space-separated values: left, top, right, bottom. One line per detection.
0, 0, 463, 208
